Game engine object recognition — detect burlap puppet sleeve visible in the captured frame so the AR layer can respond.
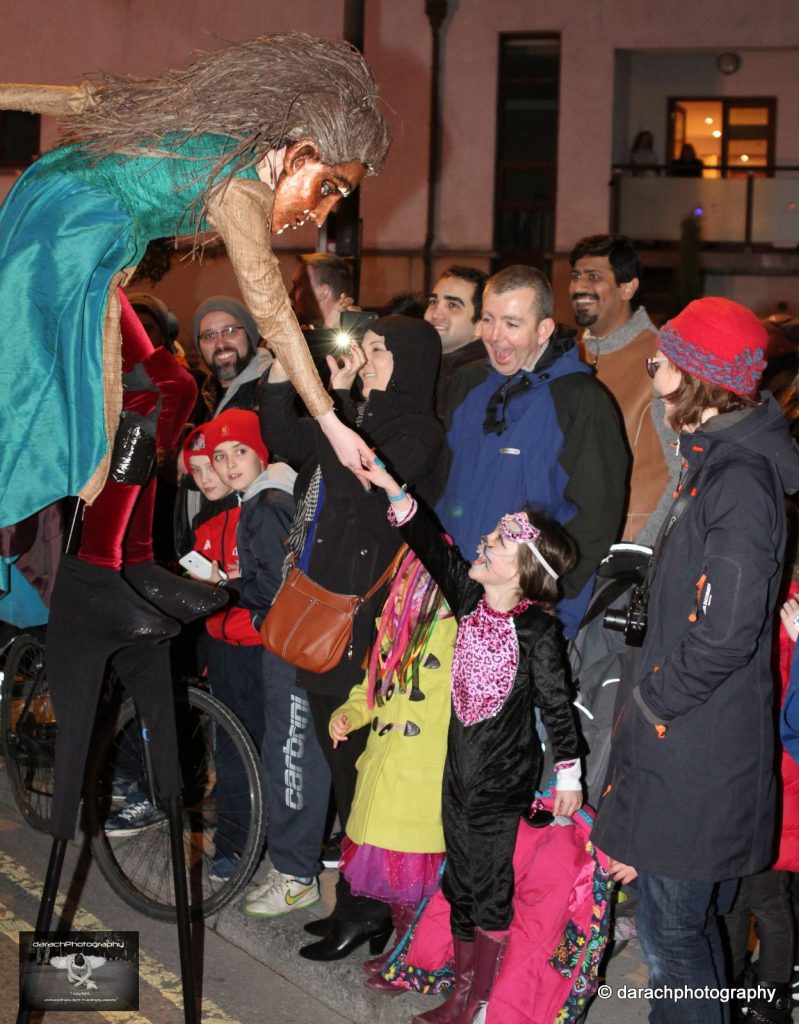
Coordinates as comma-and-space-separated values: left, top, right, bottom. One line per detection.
0, 82, 97, 116
207, 178, 333, 420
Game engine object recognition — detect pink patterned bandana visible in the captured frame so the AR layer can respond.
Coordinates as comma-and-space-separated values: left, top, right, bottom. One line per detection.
452, 596, 532, 726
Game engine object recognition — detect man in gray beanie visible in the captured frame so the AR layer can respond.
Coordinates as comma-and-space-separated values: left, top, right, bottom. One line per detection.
174, 295, 274, 555
193, 295, 272, 417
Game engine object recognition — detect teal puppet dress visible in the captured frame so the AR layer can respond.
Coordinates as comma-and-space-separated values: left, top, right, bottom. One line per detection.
0, 135, 259, 529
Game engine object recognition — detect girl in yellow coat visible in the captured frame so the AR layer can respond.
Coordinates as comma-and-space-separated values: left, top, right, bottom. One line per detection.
330, 547, 456, 988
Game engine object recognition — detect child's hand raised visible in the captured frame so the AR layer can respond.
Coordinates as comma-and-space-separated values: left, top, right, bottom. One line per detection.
329, 714, 351, 749
354, 454, 400, 494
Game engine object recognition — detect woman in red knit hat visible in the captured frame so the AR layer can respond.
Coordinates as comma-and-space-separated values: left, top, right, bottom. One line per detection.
593, 297, 799, 1024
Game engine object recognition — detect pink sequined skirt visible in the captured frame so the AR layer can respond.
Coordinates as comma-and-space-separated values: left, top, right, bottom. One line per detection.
340, 837, 445, 906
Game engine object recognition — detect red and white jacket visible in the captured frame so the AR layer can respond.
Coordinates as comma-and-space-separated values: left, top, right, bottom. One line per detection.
193, 503, 260, 646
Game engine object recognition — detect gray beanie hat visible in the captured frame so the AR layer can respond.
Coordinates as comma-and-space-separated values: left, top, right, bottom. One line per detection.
192, 296, 260, 354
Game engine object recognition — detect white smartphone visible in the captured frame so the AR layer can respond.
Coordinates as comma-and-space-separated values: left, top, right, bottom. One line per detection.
179, 551, 226, 582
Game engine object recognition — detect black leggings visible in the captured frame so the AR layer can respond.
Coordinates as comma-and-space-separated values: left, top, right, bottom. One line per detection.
725, 868, 795, 983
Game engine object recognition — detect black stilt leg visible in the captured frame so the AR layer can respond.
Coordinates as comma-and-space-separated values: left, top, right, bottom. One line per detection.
17, 838, 68, 1024
167, 795, 198, 1024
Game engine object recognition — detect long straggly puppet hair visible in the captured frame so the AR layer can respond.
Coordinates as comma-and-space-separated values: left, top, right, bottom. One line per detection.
59, 33, 390, 224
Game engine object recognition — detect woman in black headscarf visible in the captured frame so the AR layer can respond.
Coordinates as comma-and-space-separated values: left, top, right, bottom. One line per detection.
259, 315, 446, 959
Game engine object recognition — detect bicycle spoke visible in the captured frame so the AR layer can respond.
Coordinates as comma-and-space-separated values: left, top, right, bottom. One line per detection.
87, 686, 265, 920
2, 636, 55, 832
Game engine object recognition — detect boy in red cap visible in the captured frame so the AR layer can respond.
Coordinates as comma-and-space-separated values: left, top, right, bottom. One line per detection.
204, 411, 331, 911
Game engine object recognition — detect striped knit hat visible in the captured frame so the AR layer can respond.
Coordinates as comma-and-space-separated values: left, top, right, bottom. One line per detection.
658, 297, 767, 397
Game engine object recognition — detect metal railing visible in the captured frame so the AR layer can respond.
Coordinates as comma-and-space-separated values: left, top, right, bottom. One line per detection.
610, 164, 799, 249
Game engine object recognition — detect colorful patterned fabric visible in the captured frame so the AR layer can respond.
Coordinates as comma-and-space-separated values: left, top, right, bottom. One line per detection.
377, 789, 614, 1022
549, 918, 586, 976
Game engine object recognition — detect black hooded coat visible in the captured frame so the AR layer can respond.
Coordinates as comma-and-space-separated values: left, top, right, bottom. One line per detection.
260, 314, 447, 699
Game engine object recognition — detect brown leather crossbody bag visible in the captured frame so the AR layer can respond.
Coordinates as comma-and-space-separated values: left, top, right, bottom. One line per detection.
260, 548, 405, 674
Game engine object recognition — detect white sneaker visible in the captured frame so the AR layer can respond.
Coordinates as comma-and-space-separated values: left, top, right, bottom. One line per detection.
245, 870, 319, 917
246, 866, 281, 904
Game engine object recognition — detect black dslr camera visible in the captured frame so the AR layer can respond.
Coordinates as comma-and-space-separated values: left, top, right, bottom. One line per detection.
603, 582, 649, 647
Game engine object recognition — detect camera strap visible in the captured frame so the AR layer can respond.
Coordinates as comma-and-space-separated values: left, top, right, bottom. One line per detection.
646, 465, 703, 585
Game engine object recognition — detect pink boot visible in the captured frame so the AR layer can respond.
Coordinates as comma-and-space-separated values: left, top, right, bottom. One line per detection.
362, 903, 415, 977
411, 936, 476, 1024
452, 928, 509, 1023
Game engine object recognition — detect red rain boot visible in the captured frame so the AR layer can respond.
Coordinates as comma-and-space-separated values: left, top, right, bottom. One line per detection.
411, 936, 476, 1024
453, 927, 509, 1024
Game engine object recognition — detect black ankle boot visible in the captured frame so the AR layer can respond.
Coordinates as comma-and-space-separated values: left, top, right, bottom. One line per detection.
123, 562, 228, 623
746, 980, 793, 1024
299, 918, 393, 962
51, 555, 179, 646
303, 914, 335, 937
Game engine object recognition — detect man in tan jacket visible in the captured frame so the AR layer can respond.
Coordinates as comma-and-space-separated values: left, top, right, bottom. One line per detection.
569, 234, 678, 544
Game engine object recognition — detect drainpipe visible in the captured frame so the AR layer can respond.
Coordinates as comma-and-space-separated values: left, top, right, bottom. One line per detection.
423, 0, 448, 297
323, 0, 365, 297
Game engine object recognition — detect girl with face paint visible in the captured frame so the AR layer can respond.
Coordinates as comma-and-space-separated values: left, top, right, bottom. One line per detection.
357, 456, 584, 1023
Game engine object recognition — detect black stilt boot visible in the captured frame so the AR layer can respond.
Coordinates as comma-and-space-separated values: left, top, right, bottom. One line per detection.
53, 555, 179, 646
123, 561, 229, 622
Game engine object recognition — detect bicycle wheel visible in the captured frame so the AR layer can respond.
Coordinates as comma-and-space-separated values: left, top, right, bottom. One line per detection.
1, 633, 56, 832
86, 685, 265, 920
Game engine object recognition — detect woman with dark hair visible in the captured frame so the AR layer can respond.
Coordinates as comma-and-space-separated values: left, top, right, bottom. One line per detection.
258, 315, 446, 960
592, 297, 799, 1024
670, 142, 704, 177
630, 130, 659, 176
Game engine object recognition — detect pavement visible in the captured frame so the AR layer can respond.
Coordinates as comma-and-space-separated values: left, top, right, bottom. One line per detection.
0, 765, 651, 1023
210, 858, 651, 1024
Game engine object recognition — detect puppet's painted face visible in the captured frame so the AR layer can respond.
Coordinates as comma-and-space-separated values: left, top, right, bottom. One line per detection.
270, 143, 365, 234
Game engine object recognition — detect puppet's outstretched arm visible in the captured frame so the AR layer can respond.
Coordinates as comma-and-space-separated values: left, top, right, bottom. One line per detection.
0, 82, 97, 115
207, 178, 333, 420
208, 178, 376, 472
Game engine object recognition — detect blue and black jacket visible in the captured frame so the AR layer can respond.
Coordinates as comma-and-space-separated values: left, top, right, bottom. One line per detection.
437, 333, 629, 637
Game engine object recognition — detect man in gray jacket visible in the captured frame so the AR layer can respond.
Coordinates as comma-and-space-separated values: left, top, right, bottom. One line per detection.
192, 295, 272, 418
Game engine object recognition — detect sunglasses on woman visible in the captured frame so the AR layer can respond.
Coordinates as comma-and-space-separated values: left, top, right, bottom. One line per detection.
646, 357, 664, 379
